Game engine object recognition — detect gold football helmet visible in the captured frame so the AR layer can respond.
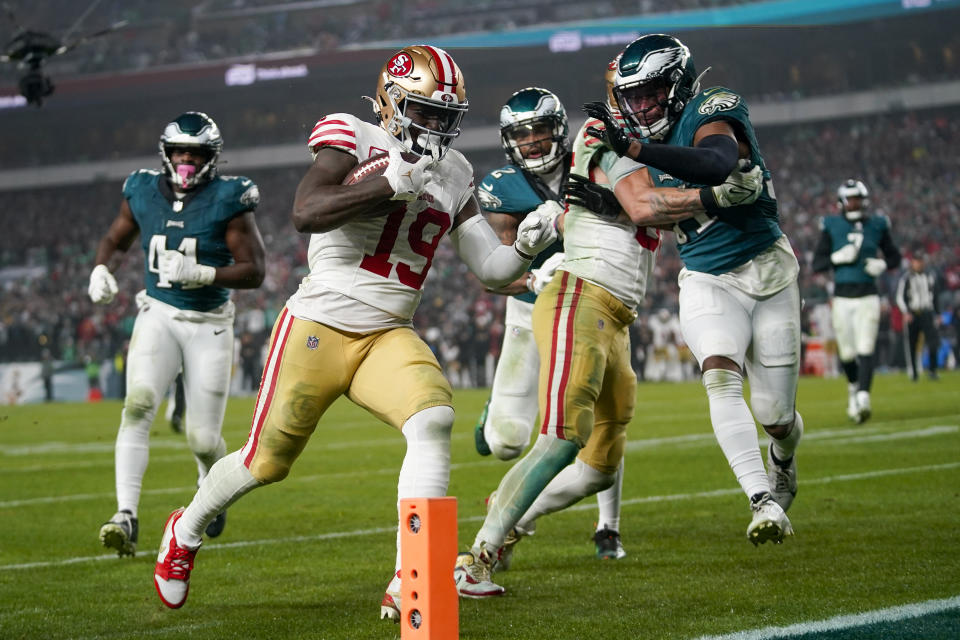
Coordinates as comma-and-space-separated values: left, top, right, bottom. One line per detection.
372, 44, 468, 159
604, 53, 621, 111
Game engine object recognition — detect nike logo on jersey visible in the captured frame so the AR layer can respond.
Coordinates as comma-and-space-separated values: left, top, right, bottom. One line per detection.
214, 329, 226, 335
166, 220, 185, 228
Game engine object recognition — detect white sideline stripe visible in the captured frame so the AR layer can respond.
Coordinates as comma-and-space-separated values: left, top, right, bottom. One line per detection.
0, 460, 497, 508
0, 454, 186, 474
626, 422, 959, 451
0, 431, 470, 458
1, 460, 956, 572
4, 414, 957, 460
2, 425, 957, 507
692, 594, 960, 640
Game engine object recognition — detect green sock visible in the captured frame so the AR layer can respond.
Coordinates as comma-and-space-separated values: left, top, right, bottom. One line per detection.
474, 436, 578, 552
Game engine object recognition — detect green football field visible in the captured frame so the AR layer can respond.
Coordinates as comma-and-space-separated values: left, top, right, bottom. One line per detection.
1, 372, 958, 639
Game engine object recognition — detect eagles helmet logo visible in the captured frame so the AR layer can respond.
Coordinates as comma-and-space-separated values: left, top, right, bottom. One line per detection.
477, 186, 502, 210
636, 47, 685, 81
698, 90, 740, 115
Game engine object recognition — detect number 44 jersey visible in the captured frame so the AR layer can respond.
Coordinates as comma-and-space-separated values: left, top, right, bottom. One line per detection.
124, 169, 260, 312
289, 113, 476, 333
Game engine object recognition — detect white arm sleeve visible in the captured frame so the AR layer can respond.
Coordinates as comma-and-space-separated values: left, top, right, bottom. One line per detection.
449, 214, 531, 289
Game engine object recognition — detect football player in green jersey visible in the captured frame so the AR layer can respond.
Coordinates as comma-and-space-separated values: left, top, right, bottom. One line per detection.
89, 111, 266, 557
812, 179, 901, 422
568, 34, 801, 546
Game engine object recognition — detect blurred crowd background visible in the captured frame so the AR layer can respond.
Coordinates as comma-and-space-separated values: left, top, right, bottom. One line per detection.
1, 0, 958, 401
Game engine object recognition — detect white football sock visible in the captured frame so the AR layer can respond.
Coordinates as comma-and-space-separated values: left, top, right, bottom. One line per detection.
596, 458, 624, 532
175, 450, 260, 549
394, 405, 454, 571
516, 458, 615, 533
771, 411, 804, 462
702, 368, 768, 499
115, 422, 151, 517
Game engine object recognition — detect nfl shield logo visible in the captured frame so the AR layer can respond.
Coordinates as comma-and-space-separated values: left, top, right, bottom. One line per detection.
306, 336, 319, 350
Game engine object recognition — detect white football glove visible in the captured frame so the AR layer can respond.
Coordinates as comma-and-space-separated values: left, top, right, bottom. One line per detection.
515, 200, 562, 258
709, 159, 764, 209
830, 243, 860, 266
158, 250, 216, 287
864, 257, 887, 277
529, 251, 566, 295
87, 264, 118, 304
383, 148, 433, 202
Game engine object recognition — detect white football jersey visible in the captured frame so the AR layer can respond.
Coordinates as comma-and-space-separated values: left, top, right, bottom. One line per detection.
562, 120, 659, 311
287, 113, 475, 332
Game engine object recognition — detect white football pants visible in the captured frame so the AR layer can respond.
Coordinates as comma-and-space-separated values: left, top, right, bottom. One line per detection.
679, 273, 801, 426
114, 293, 234, 515
484, 297, 540, 460
831, 294, 880, 362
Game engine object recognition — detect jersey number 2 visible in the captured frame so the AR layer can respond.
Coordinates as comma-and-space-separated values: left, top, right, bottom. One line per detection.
359, 206, 451, 290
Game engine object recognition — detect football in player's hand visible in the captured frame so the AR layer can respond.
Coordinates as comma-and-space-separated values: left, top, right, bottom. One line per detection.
341, 151, 421, 185
342, 151, 423, 217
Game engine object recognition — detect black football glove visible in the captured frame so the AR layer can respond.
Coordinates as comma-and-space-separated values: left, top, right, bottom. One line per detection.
564, 174, 622, 220
582, 101, 633, 158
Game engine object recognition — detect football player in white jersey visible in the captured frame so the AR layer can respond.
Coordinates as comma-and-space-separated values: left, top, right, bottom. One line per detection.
152, 45, 558, 616
473, 85, 629, 560
89, 111, 265, 557
453, 55, 762, 596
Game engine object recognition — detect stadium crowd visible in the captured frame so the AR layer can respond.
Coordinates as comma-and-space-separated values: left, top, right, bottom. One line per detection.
6, 1, 814, 77
1, 107, 958, 389
3, 1, 957, 106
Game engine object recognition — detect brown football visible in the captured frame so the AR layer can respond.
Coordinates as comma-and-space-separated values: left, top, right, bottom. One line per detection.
341, 151, 422, 217
341, 151, 422, 185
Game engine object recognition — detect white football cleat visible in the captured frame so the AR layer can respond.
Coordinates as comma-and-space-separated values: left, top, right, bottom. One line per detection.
747, 492, 794, 546
454, 548, 504, 598
855, 390, 871, 423
380, 570, 401, 622
767, 444, 798, 512
154, 508, 199, 609
846, 384, 860, 423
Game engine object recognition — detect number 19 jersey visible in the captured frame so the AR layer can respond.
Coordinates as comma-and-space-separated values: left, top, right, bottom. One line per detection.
287, 113, 475, 333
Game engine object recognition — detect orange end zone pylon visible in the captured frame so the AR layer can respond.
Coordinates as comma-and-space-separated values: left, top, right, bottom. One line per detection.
400, 497, 459, 640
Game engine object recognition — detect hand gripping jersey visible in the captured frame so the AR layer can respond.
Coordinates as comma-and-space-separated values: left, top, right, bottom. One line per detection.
820, 214, 893, 295
123, 169, 259, 311
477, 164, 563, 304
562, 119, 659, 310
645, 87, 781, 275
289, 113, 475, 331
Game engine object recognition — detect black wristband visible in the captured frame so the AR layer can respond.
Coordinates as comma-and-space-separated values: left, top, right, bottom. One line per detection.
514, 243, 534, 261
699, 187, 720, 213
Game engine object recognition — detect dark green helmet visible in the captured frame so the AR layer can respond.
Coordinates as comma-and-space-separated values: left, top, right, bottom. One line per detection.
498, 87, 569, 174
614, 34, 700, 140
159, 111, 223, 189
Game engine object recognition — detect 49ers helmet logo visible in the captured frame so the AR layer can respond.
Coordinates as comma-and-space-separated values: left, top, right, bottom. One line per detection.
387, 53, 413, 77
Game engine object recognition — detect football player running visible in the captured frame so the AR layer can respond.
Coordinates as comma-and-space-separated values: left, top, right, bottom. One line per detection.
89, 111, 266, 557
474, 86, 628, 560
567, 33, 803, 546
812, 179, 900, 423
152, 45, 558, 615
453, 55, 762, 598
